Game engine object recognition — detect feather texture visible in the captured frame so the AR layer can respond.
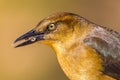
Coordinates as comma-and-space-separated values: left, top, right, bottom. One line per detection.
84, 26, 120, 80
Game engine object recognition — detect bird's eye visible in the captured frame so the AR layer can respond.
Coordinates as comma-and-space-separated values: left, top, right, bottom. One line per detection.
48, 23, 56, 31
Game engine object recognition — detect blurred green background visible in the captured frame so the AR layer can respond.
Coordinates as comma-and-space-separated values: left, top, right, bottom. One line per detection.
1, 0, 120, 80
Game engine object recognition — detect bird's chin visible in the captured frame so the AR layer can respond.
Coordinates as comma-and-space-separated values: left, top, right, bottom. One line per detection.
40, 40, 51, 45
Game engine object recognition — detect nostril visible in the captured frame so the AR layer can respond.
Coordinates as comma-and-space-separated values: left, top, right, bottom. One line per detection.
25, 38, 29, 40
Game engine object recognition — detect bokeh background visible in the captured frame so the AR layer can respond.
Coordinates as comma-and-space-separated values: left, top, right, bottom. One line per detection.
1, 0, 120, 80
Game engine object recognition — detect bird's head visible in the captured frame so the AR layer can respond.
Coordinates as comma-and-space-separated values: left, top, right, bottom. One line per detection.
14, 12, 91, 49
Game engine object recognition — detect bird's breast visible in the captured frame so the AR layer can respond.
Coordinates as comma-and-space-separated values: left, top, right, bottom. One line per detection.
55, 43, 115, 80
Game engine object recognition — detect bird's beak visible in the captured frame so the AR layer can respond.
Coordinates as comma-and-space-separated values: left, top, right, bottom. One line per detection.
13, 29, 44, 48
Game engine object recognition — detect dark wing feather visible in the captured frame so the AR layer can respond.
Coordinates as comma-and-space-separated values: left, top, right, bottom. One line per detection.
84, 26, 120, 80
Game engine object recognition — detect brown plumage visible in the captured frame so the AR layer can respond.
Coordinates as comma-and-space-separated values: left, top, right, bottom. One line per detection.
14, 12, 120, 80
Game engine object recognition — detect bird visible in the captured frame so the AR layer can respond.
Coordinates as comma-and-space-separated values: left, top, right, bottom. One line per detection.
13, 12, 120, 80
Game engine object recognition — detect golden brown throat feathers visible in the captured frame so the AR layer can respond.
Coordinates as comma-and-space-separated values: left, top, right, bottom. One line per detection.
52, 23, 115, 80
14, 12, 120, 80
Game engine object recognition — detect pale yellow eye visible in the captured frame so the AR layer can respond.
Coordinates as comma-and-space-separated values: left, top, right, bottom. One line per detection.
48, 23, 56, 31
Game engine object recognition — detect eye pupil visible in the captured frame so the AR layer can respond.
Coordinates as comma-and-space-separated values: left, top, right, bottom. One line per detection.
48, 24, 56, 30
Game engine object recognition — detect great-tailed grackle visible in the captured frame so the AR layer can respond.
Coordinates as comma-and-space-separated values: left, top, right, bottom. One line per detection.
14, 12, 120, 80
